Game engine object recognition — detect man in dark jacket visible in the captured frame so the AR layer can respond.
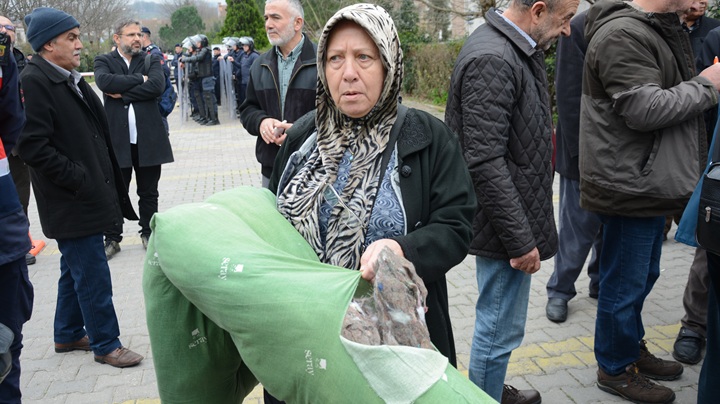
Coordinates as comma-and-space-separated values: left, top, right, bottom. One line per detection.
445, 0, 579, 403
141, 26, 172, 133
212, 46, 222, 105
240, 0, 317, 188
673, 14, 720, 367
224, 39, 242, 112
0, 27, 34, 403
94, 19, 174, 257
581, 1, 720, 402
544, 11, 602, 324
1, 16, 36, 267
685, 1, 720, 59
171, 43, 182, 92
236, 37, 260, 107
181, 35, 218, 125
17, 7, 143, 369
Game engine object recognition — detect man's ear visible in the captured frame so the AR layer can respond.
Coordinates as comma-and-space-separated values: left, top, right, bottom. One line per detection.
530, 1, 549, 23
294, 16, 303, 32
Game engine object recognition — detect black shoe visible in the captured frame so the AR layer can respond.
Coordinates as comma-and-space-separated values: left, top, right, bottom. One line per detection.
203, 119, 220, 126
501, 385, 541, 404
141, 234, 149, 250
589, 282, 599, 299
672, 327, 704, 365
25, 253, 36, 265
546, 298, 568, 323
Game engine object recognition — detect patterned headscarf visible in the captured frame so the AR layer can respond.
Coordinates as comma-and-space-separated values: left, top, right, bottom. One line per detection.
277, 3, 403, 270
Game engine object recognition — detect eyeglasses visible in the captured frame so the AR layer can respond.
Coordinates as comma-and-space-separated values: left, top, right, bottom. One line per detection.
121, 33, 144, 38
1, 24, 15, 32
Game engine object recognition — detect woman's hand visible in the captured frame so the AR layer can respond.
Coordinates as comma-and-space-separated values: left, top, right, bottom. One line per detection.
359, 239, 403, 282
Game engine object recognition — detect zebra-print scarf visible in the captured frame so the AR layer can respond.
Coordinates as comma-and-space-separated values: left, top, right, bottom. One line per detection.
277, 3, 403, 270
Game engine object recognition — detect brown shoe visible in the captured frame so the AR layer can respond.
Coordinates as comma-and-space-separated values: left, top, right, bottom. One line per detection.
54, 336, 91, 353
637, 339, 684, 381
94, 347, 143, 368
597, 364, 675, 404
501, 384, 541, 404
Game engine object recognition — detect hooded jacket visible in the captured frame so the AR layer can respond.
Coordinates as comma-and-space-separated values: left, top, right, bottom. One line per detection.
580, 0, 718, 216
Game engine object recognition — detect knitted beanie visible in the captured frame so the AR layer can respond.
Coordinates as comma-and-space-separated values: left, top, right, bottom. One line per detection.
24, 7, 80, 52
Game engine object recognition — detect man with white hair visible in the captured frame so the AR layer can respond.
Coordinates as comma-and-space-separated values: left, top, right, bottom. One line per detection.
240, 0, 317, 188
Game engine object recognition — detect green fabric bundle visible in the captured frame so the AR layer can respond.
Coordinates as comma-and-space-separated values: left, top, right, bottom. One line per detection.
143, 186, 495, 403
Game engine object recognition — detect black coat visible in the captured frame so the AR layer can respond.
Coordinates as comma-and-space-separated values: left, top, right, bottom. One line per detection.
689, 15, 720, 60
271, 108, 477, 366
17, 56, 137, 240
239, 38, 317, 178
554, 12, 587, 181
445, 9, 558, 261
94, 50, 174, 168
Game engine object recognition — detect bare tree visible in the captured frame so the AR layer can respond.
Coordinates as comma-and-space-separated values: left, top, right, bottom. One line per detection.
415, 0, 595, 19
3, 0, 125, 50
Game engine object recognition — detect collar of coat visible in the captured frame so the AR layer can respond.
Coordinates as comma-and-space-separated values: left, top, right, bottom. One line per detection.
486, 7, 542, 59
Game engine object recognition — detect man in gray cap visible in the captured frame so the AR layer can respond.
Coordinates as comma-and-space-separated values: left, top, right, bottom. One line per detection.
17, 7, 144, 369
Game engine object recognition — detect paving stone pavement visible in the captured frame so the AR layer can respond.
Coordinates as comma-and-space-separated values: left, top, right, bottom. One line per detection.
17, 96, 701, 403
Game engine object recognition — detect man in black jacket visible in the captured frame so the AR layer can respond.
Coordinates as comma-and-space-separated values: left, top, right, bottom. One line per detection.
0, 24, 33, 403
181, 35, 218, 126
445, 0, 579, 403
17, 7, 143, 369
94, 19, 174, 257
240, 0, 316, 188
1, 15, 36, 267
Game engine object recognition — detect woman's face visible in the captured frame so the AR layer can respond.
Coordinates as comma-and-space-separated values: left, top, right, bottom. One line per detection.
325, 21, 385, 119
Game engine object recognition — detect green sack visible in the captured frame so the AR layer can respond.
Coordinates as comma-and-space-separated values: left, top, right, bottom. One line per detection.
143, 186, 495, 404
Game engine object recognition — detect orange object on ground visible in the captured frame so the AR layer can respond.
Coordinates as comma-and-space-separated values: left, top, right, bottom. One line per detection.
28, 233, 46, 256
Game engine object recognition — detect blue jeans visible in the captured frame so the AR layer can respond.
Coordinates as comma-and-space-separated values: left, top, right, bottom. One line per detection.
547, 176, 602, 300
594, 215, 664, 375
698, 251, 720, 404
470, 256, 531, 401
55, 234, 121, 356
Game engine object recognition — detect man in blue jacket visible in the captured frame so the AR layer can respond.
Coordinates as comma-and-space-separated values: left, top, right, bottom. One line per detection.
0, 27, 34, 404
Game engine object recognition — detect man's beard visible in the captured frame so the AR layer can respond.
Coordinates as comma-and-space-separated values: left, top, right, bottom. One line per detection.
121, 43, 142, 56
531, 21, 557, 51
267, 24, 295, 47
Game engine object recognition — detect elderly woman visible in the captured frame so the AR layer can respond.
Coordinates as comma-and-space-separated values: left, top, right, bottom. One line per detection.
269, 3, 476, 368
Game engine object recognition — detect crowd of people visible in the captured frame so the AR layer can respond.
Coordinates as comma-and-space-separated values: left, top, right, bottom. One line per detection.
2, 1, 720, 404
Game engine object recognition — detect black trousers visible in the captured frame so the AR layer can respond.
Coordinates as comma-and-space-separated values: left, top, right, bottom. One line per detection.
0, 257, 34, 403
105, 144, 162, 242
